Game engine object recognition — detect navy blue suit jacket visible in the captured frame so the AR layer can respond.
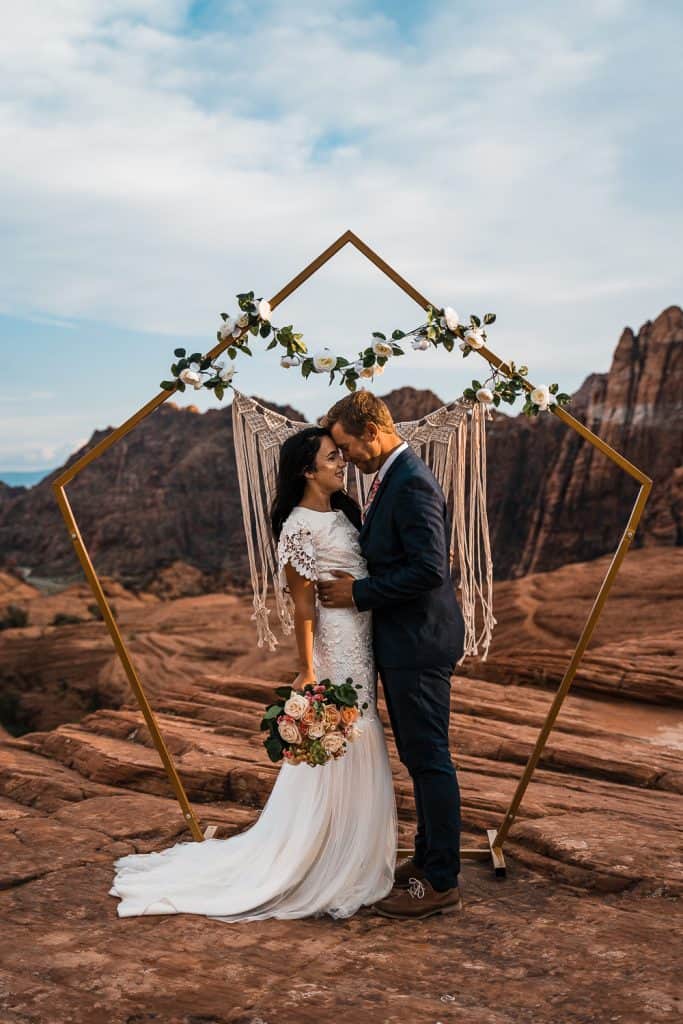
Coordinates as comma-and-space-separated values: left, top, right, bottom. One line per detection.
352, 447, 465, 669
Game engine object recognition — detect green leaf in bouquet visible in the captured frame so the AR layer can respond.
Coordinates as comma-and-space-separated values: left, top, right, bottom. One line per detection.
189, 352, 202, 363
173, 347, 186, 357
263, 703, 282, 719
264, 734, 284, 763
160, 381, 176, 391
275, 686, 293, 699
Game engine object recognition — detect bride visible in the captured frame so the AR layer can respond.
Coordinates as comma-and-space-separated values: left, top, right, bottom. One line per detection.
109, 426, 397, 921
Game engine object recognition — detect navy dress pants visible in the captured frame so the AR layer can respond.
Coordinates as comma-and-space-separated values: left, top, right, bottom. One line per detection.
379, 663, 461, 891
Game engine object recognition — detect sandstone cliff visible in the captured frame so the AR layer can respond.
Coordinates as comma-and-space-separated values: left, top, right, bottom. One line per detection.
0, 309, 680, 586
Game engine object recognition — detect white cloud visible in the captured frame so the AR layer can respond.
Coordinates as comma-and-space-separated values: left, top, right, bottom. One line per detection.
0, 0, 681, 453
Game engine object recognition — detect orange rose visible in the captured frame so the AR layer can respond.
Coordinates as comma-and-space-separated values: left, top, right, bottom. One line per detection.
302, 707, 317, 725
340, 706, 359, 725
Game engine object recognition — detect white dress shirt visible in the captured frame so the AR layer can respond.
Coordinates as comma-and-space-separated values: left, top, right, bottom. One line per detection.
377, 440, 408, 482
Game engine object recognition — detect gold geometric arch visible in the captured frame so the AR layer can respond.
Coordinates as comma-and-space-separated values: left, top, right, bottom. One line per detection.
53, 229, 652, 871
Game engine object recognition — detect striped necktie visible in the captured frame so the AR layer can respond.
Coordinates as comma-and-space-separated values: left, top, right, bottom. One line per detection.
361, 474, 381, 523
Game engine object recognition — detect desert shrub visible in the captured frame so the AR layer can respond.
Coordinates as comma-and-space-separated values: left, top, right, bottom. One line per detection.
51, 612, 85, 626
87, 602, 117, 620
0, 605, 28, 630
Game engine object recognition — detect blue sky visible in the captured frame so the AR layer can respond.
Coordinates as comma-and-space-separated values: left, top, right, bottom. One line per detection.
1, 0, 681, 471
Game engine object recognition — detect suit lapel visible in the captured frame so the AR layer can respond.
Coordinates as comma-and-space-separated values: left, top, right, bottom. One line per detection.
359, 447, 410, 541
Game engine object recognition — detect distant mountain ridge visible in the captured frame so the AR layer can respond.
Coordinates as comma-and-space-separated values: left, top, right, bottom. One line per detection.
0, 307, 680, 586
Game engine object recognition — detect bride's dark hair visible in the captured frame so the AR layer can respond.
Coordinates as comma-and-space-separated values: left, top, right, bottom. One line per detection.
270, 426, 361, 540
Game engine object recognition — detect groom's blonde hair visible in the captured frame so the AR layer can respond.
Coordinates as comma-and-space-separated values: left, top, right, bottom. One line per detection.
323, 390, 395, 437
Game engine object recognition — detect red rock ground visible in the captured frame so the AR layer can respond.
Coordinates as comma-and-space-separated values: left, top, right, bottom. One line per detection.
0, 549, 681, 1023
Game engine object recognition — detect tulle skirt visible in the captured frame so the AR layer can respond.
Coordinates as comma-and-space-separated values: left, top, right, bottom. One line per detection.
109, 715, 397, 921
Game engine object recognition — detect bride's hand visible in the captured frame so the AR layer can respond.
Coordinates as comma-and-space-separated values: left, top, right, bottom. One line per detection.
292, 670, 316, 689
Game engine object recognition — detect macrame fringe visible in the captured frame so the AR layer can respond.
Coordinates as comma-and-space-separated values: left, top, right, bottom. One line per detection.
231, 389, 496, 661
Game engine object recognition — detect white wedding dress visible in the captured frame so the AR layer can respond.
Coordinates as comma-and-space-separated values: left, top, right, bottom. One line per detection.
109, 505, 397, 921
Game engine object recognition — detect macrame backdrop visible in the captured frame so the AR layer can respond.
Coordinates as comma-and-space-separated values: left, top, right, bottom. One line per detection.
231, 389, 496, 662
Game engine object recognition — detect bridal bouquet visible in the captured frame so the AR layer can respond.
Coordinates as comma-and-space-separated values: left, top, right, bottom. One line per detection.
260, 678, 363, 766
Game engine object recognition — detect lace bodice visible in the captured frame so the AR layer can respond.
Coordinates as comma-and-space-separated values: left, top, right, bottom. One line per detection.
277, 507, 377, 718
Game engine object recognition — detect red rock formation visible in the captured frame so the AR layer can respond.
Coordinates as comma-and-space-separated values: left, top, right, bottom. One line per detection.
0, 546, 681, 1022
0, 310, 680, 585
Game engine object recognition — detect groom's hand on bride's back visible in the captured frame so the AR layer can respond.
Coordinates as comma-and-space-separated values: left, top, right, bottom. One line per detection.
317, 571, 356, 608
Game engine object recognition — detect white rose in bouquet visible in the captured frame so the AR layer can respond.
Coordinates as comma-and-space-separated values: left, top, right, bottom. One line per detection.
280, 355, 300, 368
464, 327, 485, 350
307, 719, 326, 739
476, 387, 494, 404
530, 385, 551, 411
372, 339, 393, 358
444, 307, 461, 331
345, 725, 362, 743
257, 298, 272, 322
313, 349, 337, 373
278, 719, 302, 744
322, 731, 345, 755
411, 337, 430, 351
283, 692, 308, 720
179, 368, 202, 389
219, 317, 236, 340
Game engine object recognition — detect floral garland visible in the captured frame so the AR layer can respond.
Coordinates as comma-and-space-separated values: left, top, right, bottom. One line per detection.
160, 291, 570, 416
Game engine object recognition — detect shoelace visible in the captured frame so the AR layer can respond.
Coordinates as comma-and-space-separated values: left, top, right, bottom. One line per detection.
408, 877, 426, 900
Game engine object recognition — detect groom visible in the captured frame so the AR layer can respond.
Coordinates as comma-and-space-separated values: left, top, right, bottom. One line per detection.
319, 391, 465, 920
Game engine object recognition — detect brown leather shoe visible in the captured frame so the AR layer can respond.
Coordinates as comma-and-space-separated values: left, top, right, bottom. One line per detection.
374, 877, 463, 920
393, 857, 428, 890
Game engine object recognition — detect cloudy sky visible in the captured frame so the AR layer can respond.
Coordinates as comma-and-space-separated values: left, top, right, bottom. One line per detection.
1, 0, 681, 472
